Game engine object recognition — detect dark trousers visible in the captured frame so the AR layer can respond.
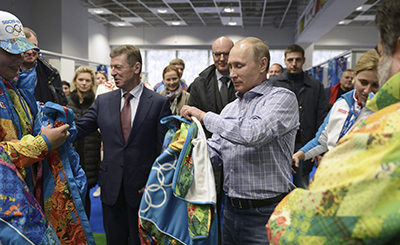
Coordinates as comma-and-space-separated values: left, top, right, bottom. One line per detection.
102, 184, 140, 245
222, 197, 278, 245
85, 188, 91, 220
292, 142, 309, 188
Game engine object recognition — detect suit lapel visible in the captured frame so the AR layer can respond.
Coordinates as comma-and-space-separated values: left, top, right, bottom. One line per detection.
109, 90, 125, 142
127, 88, 153, 144
207, 75, 221, 113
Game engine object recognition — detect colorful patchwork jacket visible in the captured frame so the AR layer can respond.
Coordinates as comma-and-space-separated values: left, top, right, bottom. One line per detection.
0, 77, 93, 244
139, 115, 218, 245
266, 72, 400, 244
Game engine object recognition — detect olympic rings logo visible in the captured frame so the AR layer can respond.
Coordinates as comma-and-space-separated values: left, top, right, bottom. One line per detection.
140, 151, 177, 213
5, 24, 23, 37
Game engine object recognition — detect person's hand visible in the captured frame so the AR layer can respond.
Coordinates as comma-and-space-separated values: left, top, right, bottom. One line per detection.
180, 105, 206, 123
311, 155, 322, 168
41, 124, 70, 149
291, 151, 305, 174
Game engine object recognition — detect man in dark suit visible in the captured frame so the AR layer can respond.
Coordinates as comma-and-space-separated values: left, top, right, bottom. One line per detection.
269, 44, 327, 189
76, 45, 171, 245
188, 36, 236, 137
187, 36, 235, 244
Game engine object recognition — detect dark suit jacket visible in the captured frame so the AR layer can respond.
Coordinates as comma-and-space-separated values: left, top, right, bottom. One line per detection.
76, 87, 171, 208
188, 64, 236, 138
270, 71, 327, 174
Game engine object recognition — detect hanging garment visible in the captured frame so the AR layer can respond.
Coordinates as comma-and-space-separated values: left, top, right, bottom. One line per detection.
39, 102, 94, 245
139, 115, 218, 245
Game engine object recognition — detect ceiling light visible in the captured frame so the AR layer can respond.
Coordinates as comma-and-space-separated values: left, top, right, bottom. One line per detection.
338, 21, 345, 25
356, 6, 363, 11
224, 7, 235, 13
158, 8, 168, 13
93, 9, 104, 14
117, 22, 126, 26
228, 21, 237, 26
172, 21, 181, 26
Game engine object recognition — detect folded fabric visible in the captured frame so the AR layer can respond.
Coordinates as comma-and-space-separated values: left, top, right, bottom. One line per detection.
40, 102, 94, 245
139, 115, 218, 245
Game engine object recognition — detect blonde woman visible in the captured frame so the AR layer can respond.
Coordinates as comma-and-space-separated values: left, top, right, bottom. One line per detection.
292, 50, 380, 170
67, 66, 101, 219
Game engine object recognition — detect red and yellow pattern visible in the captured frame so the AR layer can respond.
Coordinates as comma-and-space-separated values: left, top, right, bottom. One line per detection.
266, 72, 400, 244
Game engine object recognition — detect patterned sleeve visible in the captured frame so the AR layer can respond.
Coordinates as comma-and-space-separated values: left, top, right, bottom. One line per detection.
0, 134, 48, 168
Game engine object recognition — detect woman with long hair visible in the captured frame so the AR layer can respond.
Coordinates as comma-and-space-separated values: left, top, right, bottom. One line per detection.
292, 50, 380, 172
67, 66, 101, 219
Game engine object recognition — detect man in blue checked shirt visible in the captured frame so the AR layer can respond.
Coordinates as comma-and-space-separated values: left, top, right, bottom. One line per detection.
180, 37, 299, 245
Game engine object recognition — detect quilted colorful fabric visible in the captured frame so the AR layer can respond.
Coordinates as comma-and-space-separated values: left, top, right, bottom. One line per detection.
266, 72, 400, 244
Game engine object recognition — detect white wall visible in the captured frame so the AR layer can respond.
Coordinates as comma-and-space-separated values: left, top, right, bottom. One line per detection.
109, 26, 296, 49
61, 0, 89, 59
314, 26, 378, 50
89, 19, 111, 66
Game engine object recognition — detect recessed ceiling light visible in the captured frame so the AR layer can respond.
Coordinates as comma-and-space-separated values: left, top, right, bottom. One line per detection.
228, 21, 237, 26
172, 21, 181, 26
356, 6, 363, 11
224, 7, 235, 13
93, 9, 104, 14
158, 9, 168, 13
118, 22, 126, 26
338, 20, 345, 25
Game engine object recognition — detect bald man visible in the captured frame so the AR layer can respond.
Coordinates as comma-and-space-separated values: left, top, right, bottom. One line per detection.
187, 36, 236, 244
188, 36, 236, 137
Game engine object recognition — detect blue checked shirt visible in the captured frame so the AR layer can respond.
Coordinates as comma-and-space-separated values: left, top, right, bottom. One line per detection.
204, 80, 299, 200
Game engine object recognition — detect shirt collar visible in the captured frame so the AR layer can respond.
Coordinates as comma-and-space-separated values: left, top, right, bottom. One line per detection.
121, 82, 144, 99
20, 60, 37, 73
215, 69, 230, 81
237, 79, 269, 100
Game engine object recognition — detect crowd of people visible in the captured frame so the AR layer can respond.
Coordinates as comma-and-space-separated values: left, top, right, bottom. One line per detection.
1, 0, 399, 243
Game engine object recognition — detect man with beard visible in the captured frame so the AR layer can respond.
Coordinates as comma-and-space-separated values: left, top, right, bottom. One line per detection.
266, 0, 400, 243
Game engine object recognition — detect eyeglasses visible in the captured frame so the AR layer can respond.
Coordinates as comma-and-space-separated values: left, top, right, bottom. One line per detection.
212, 52, 230, 57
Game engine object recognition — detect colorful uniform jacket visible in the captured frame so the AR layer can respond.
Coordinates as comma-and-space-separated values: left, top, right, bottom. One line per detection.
300, 89, 374, 160
0, 77, 93, 244
266, 72, 400, 244
139, 115, 218, 245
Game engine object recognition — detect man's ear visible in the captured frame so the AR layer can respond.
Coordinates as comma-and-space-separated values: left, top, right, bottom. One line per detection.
394, 36, 400, 58
260, 57, 268, 73
134, 62, 141, 74
391, 36, 400, 76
